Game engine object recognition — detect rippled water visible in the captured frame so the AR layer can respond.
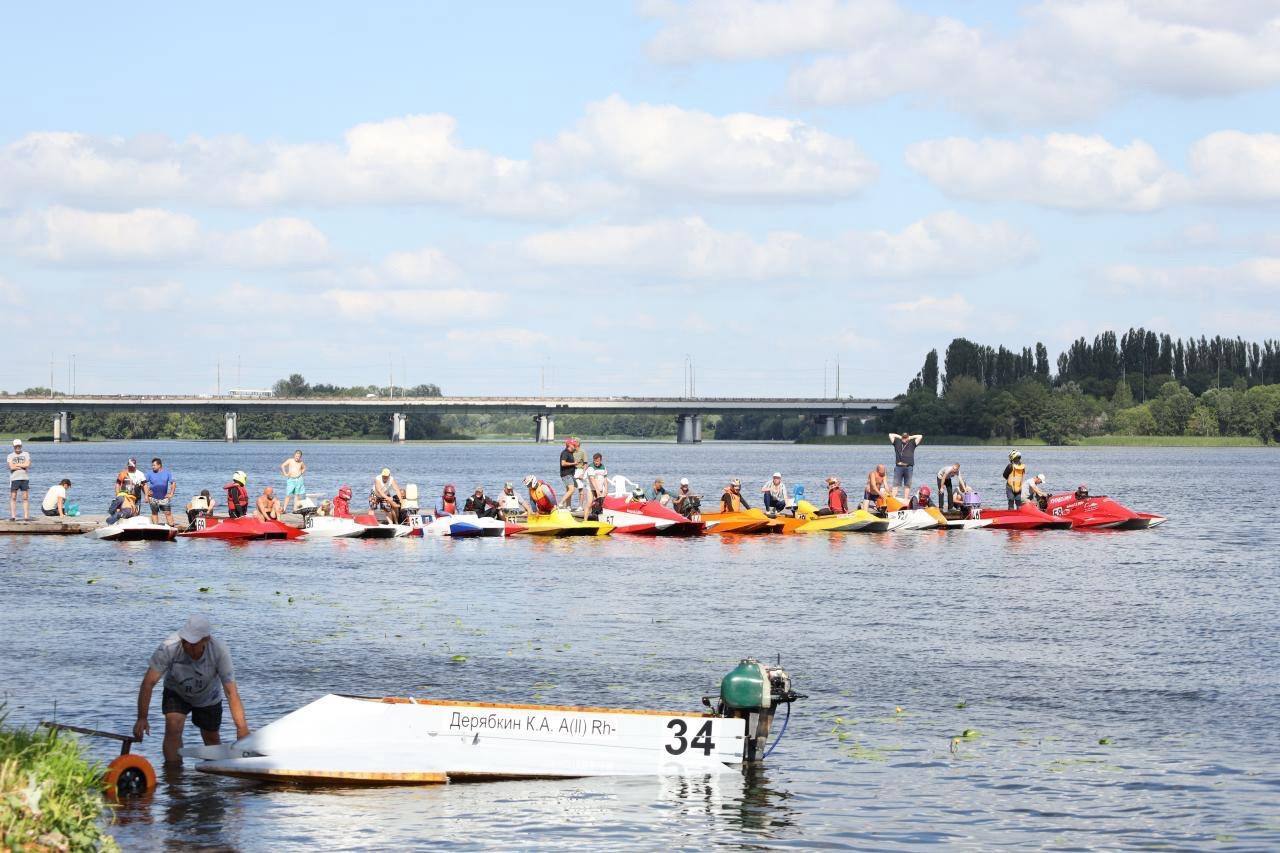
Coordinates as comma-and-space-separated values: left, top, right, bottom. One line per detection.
2, 440, 1278, 849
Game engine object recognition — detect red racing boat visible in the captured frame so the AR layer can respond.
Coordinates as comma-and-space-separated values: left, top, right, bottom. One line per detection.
599, 497, 707, 536
178, 517, 306, 541
1043, 494, 1166, 530
978, 503, 1072, 531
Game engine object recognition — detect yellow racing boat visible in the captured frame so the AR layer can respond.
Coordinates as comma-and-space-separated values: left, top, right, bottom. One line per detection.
519, 509, 614, 537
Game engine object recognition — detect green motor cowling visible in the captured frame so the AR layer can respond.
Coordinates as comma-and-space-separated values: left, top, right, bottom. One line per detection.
721, 659, 772, 712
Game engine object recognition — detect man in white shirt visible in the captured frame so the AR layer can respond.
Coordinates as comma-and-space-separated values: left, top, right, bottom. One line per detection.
41, 479, 71, 517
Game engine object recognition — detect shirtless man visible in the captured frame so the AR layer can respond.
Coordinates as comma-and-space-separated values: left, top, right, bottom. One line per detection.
254, 486, 283, 521
862, 464, 888, 511
279, 450, 307, 512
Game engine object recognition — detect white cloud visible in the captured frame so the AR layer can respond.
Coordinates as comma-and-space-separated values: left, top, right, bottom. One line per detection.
1, 206, 332, 268
1104, 258, 1280, 292
0, 275, 20, 306
380, 248, 462, 285
445, 327, 550, 348
905, 134, 1187, 211
539, 95, 876, 200
644, 0, 1280, 125
885, 294, 975, 332
0, 99, 875, 214
1188, 131, 1280, 203
521, 211, 1036, 281
321, 288, 502, 323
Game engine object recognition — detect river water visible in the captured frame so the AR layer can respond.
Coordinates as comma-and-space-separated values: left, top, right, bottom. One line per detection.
1, 440, 1277, 850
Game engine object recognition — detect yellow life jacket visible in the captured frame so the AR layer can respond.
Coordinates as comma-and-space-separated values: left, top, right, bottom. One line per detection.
1007, 463, 1026, 491
724, 491, 745, 512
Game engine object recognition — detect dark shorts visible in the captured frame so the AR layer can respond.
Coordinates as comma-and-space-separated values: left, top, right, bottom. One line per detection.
42, 507, 59, 516
162, 687, 222, 732
10, 480, 28, 493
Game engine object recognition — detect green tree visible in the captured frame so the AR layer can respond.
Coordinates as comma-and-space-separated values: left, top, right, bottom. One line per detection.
1111, 404, 1156, 435
1184, 405, 1220, 436
1149, 381, 1196, 434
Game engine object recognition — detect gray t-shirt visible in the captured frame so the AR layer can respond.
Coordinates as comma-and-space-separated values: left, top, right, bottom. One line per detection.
148, 633, 235, 707
8, 451, 30, 482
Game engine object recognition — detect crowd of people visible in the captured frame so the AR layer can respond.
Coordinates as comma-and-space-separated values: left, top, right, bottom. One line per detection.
8, 431, 1083, 530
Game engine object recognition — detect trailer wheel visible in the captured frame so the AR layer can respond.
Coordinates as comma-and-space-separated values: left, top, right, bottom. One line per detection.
104, 754, 156, 798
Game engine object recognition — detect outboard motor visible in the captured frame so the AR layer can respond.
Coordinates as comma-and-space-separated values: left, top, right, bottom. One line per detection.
297, 496, 319, 524
715, 659, 799, 764
962, 490, 982, 519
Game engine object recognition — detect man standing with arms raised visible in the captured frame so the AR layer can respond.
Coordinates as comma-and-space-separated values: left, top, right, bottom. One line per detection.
888, 431, 924, 500
133, 615, 250, 764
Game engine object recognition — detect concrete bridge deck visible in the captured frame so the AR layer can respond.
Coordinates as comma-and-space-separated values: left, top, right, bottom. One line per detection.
0, 395, 896, 443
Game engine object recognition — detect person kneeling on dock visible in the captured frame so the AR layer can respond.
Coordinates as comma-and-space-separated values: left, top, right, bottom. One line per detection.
133, 615, 249, 764
255, 487, 282, 521
107, 487, 138, 524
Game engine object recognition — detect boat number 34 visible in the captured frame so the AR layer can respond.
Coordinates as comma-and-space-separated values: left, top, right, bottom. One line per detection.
665, 719, 716, 755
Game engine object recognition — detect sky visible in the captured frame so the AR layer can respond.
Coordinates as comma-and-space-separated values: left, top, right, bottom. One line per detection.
1, 0, 1278, 399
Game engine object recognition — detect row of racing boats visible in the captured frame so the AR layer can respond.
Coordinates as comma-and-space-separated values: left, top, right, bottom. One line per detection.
91, 490, 1164, 541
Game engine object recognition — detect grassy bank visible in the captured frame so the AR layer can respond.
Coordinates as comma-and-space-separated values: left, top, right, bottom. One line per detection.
0, 716, 119, 852
798, 435, 1049, 447
1075, 435, 1266, 447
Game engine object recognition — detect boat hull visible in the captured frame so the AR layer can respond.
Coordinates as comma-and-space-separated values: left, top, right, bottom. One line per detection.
1043, 494, 1167, 530
701, 510, 776, 535
186, 693, 745, 785
91, 516, 177, 541
979, 505, 1073, 530
178, 517, 306, 540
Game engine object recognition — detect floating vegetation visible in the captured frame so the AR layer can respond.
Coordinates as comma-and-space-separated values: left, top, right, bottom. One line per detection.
86, 578, 100, 585
1098, 737, 1113, 745
955, 700, 968, 709
198, 587, 211, 593
450, 655, 467, 663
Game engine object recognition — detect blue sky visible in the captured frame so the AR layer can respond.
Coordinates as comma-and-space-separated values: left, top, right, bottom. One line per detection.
2, 1, 1278, 398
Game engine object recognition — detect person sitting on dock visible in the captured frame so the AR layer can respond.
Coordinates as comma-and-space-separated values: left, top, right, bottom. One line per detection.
107, 487, 138, 524
8, 438, 30, 522
372, 468, 404, 524
464, 486, 499, 518
721, 479, 750, 512
523, 475, 556, 514
224, 471, 249, 519
186, 490, 215, 526
255, 487, 282, 521
436, 484, 459, 516
760, 473, 789, 514
499, 482, 531, 517
862, 464, 887, 512
935, 463, 967, 513
133, 614, 250, 765
115, 457, 146, 501
144, 457, 176, 527
41, 479, 72, 517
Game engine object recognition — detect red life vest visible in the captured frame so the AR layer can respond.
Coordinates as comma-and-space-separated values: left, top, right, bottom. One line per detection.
224, 483, 248, 512
828, 487, 848, 513
529, 481, 556, 513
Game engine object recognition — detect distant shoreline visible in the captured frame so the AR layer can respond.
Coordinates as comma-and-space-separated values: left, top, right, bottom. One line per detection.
799, 434, 1268, 448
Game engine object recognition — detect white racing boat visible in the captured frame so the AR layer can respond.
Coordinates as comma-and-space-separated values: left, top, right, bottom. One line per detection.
418, 513, 506, 538
91, 516, 177, 542
302, 516, 367, 538
183, 659, 797, 785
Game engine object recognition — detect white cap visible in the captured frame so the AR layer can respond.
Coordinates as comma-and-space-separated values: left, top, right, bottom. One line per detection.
1037, 473, 1046, 482
11, 438, 21, 446
772, 472, 782, 479
679, 478, 690, 486
179, 614, 212, 643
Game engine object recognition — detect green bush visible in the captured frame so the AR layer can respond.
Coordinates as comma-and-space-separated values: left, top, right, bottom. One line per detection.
0, 715, 119, 852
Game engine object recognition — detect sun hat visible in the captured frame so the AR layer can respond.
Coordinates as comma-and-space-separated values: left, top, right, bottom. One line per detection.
679, 478, 690, 486
11, 438, 21, 446
179, 614, 212, 643
381, 468, 391, 477
772, 472, 782, 479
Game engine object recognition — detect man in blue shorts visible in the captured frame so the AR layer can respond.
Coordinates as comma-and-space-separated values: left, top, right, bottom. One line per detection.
280, 449, 307, 512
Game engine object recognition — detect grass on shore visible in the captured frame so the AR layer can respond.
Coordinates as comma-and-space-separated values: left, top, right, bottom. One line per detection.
0, 715, 119, 852
1075, 435, 1265, 447
799, 435, 1049, 446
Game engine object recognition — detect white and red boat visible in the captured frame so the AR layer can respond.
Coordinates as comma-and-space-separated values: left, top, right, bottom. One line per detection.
599, 497, 706, 536
1043, 494, 1166, 530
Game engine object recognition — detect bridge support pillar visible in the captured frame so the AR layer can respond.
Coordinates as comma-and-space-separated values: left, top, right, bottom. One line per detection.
835, 416, 849, 436
224, 412, 238, 443
535, 414, 555, 443
391, 412, 407, 443
53, 411, 70, 443
821, 415, 837, 437
676, 414, 700, 444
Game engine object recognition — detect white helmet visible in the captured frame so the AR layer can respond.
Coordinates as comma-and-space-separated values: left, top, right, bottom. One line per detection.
522, 475, 536, 487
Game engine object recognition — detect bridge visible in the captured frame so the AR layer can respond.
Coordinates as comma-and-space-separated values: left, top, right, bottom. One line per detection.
0, 395, 897, 443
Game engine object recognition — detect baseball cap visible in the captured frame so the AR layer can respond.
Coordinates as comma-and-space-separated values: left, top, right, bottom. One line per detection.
127, 457, 137, 466
679, 478, 689, 486
179, 614, 212, 643
772, 472, 781, 478
380, 468, 391, 477
11, 438, 21, 446
504, 481, 514, 489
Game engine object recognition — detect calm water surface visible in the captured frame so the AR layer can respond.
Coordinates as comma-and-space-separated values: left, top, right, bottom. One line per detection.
2, 440, 1278, 850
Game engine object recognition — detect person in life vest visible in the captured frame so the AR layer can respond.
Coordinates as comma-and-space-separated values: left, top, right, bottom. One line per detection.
107, 488, 139, 524
720, 479, 750, 512
1074, 483, 1090, 501
185, 489, 216, 526
436, 484, 458, 516
523, 475, 557, 514
497, 482, 530, 517
910, 485, 933, 509
1002, 450, 1027, 509
332, 485, 353, 518
817, 476, 848, 516
224, 471, 249, 519
464, 486, 499, 518
1025, 474, 1049, 509
862, 464, 888, 512
673, 478, 701, 519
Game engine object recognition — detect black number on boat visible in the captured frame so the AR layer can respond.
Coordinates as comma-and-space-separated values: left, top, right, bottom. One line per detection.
691, 720, 715, 755
665, 719, 688, 754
